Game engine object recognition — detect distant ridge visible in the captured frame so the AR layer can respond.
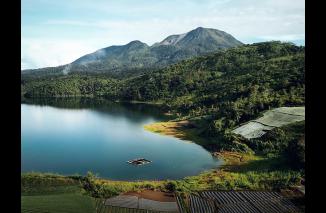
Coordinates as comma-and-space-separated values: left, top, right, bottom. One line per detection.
22, 27, 243, 77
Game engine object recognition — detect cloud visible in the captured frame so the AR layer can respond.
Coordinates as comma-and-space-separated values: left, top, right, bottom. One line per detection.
21, 39, 98, 69
42, 0, 304, 43
259, 34, 305, 41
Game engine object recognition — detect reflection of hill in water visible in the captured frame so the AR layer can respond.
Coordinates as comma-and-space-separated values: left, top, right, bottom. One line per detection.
21, 97, 172, 123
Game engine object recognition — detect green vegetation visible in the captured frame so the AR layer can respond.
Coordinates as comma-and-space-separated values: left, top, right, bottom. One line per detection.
247, 121, 305, 157
21, 173, 96, 213
22, 41, 305, 151
21, 173, 81, 196
22, 74, 119, 98
22, 194, 96, 213
21, 41, 305, 204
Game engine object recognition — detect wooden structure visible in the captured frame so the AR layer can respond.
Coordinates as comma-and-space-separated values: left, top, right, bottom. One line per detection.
97, 190, 179, 213
96, 190, 302, 213
127, 158, 152, 166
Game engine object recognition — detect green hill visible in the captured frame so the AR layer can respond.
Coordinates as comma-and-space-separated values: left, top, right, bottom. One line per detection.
21, 41, 305, 158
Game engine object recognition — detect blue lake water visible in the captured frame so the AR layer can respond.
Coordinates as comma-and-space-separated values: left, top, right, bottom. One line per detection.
21, 98, 222, 180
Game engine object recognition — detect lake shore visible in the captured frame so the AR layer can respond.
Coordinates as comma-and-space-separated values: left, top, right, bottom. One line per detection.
22, 120, 304, 209
21, 101, 304, 202
143, 119, 304, 190
144, 120, 256, 166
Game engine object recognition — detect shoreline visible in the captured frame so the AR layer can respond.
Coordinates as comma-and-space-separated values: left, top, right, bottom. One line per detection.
143, 120, 258, 168
22, 106, 304, 196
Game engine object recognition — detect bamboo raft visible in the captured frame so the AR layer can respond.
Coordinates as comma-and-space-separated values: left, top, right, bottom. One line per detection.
126, 158, 152, 166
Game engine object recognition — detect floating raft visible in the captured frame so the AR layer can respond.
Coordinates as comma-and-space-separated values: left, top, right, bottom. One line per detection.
127, 158, 152, 166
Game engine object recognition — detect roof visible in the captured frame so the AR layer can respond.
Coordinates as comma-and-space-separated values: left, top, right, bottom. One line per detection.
104, 190, 179, 212
185, 190, 302, 213
98, 190, 302, 213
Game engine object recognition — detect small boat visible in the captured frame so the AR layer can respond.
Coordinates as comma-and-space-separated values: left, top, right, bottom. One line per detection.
127, 158, 152, 166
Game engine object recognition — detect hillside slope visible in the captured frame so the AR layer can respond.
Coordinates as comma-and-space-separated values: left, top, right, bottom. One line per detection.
22, 41, 304, 153
22, 27, 242, 77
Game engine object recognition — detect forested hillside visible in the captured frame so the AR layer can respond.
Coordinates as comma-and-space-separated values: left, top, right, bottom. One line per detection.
22, 41, 305, 160
22, 41, 304, 115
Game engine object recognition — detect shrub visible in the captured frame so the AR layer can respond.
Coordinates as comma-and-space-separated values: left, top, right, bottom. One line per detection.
165, 181, 177, 192
285, 136, 305, 169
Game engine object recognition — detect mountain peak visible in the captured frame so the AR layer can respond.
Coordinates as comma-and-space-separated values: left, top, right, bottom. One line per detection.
23, 27, 243, 75
157, 34, 187, 46
156, 27, 242, 49
188, 27, 223, 35
176, 27, 242, 49
126, 40, 147, 47
193, 26, 205, 31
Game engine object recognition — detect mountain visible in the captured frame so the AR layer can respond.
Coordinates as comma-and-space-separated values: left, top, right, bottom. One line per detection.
22, 41, 305, 154
22, 41, 304, 106
156, 27, 242, 50
22, 27, 243, 77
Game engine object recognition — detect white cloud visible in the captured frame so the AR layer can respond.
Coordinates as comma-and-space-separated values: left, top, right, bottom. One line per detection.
41, 0, 304, 44
259, 34, 305, 41
21, 39, 99, 69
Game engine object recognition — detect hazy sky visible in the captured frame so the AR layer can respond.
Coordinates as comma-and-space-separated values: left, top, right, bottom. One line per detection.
22, 0, 305, 69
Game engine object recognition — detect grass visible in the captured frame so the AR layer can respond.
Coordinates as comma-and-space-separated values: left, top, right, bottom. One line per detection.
143, 119, 215, 148
21, 172, 81, 196
172, 151, 302, 192
144, 121, 189, 139
21, 173, 96, 213
22, 194, 96, 213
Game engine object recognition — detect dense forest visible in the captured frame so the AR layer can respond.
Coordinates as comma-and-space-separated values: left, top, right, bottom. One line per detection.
22, 41, 305, 168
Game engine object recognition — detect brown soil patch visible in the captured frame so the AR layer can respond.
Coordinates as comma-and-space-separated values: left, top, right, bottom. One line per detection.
123, 190, 176, 202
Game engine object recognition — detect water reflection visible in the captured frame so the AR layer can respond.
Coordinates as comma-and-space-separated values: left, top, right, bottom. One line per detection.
22, 97, 173, 123
21, 98, 221, 180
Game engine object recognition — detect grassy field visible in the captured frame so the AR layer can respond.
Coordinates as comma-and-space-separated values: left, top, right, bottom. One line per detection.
22, 193, 96, 213
21, 173, 96, 213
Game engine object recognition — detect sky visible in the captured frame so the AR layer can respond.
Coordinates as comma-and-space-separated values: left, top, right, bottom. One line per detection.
22, 0, 305, 70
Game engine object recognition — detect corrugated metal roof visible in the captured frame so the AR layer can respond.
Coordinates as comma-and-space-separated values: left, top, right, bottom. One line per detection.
97, 190, 302, 213
103, 195, 179, 212
196, 191, 302, 213
189, 194, 217, 213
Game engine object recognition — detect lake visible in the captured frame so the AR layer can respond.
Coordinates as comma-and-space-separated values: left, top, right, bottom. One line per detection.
21, 98, 222, 180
